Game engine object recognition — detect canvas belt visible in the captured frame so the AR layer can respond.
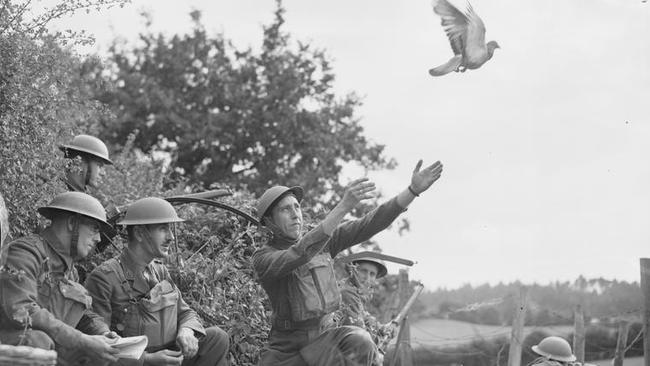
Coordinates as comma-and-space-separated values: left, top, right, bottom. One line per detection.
272, 316, 322, 331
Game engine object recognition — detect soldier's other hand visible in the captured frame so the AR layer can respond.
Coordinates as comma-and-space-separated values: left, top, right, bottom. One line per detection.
103, 331, 120, 340
144, 350, 184, 366
340, 178, 376, 211
176, 327, 199, 359
80, 334, 119, 363
410, 160, 443, 195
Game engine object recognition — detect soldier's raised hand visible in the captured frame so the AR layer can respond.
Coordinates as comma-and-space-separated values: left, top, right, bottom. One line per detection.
409, 160, 443, 195
339, 178, 376, 211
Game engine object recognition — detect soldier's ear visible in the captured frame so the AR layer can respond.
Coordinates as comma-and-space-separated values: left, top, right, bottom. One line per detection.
130, 225, 141, 242
65, 215, 77, 232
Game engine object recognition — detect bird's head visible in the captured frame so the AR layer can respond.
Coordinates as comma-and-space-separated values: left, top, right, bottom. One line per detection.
487, 41, 500, 58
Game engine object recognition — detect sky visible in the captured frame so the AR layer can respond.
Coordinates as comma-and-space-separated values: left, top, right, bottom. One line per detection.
45, 0, 650, 290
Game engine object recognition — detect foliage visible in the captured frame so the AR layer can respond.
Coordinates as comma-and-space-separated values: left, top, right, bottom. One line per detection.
84, 1, 395, 212
0, 29, 110, 238
1, 0, 131, 45
0, 1, 401, 364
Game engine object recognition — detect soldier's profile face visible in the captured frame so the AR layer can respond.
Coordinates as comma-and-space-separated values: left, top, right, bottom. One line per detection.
85, 158, 105, 188
269, 194, 303, 240
75, 218, 101, 259
142, 223, 174, 258
356, 262, 379, 285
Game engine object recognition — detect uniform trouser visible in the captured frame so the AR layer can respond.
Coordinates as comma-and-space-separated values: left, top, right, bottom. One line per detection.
258, 325, 380, 366
0, 328, 55, 349
182, 326, 230, 366
0, 328, 103, 366
112, 326, 230, 366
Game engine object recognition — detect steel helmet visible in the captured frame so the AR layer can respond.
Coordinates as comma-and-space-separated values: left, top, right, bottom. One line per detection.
38, 192, 111, 232
342, 251, 388, 278
59, 134, 113, 165
256, 185, 304, 221
117, 197, 184, 226
532, 336, 576, 362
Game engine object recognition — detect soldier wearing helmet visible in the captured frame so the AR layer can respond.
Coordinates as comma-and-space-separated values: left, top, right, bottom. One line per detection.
0, 192, 120, 365
530, 336, 577, 366
85, 197, 230, 366
60, 134, 113, 193
337, 252, 388, 328
252, 159, 443, 366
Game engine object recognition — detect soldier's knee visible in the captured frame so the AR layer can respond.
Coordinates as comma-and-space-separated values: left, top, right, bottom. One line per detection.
201, 326, 230, 353
24, 330, 55, 350
344, 327, 374, 347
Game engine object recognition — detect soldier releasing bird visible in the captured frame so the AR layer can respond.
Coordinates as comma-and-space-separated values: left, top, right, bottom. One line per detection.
429, 0, 499, 76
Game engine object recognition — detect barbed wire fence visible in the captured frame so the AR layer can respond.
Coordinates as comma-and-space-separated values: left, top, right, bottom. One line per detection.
403, 288, 645, 366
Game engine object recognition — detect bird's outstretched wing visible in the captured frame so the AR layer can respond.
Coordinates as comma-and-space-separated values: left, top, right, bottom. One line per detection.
432, 0, 469, 55
464, 3, 487, 54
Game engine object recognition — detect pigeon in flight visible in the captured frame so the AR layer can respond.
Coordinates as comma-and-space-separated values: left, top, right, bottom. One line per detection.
429, 0, 499, 76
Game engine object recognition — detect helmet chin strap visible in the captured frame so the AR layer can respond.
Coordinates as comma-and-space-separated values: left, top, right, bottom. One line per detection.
70, 214, 80, 259
83, 159, 92, 189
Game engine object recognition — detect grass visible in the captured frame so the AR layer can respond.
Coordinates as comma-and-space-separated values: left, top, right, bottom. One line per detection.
589, 356, 643, 366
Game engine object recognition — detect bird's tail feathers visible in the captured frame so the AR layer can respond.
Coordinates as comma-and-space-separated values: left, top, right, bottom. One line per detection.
429, 55, 462, 77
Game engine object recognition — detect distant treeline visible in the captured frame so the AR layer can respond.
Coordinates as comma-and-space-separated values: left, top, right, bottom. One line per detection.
416, 276, 641, 326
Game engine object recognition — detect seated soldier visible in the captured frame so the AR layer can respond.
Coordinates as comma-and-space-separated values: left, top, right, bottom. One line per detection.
0, 192, 120, 365
85, 197, 230, 366
253, 159, 443, 366
530, 336, 577, 366
337, 253, 391, 336
60, 134, 113, 194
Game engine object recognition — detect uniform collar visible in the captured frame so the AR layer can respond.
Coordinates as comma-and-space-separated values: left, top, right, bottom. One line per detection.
120, 247, 156, 294
40, 227, 73, 273
120, 247, 152, 279
64, 176, 87, 193
266, 221, 300, 249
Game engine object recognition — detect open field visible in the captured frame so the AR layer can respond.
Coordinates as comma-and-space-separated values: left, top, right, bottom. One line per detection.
409, 318, 575, 348
590, 356, 642, 366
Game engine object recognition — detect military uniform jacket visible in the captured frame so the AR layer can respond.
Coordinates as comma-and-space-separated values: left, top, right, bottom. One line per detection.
0, 228, 109, 347
253, 197, 406, 327
85, 248, 205, 348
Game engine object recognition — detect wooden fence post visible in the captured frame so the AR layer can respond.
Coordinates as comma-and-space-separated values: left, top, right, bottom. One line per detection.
573, 304, 585, 364
613, 320, 630, 366
508, 286, 528, 366
389, 269, 414, 366
640, 258, 650, 366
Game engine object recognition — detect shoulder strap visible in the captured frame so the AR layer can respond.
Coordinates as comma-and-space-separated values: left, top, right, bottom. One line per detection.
105, 257, 140, 301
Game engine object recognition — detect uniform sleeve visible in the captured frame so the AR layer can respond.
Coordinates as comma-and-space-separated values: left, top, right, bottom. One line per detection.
328, 197, 406, 256
252, 224, 330, 281
0, 239, 85, 347
84, 267, 114, 327
159, 265, 205, 337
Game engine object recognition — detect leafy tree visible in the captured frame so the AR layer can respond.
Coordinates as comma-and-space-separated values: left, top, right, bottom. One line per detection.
0, 0, 132, 237
86, 1, 395, 211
